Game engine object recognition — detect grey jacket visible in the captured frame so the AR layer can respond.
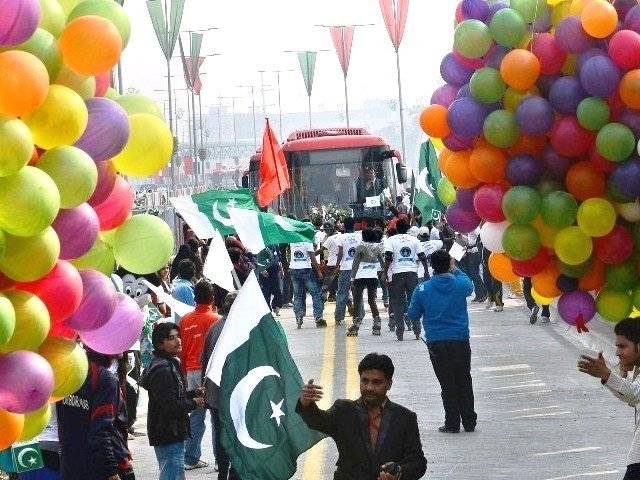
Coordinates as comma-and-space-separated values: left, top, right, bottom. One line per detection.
200, 317, 226, 409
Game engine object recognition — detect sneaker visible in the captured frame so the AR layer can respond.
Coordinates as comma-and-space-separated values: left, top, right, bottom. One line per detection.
372, 326, 381, 336
388, 322, 395, 332
185, 460, 208, 470
315, 318, 327, 328
296, 318, 303, 329
346, 325, 359, 337
396, 332, 404, 341
438, 425, 460, 434
472, 296, 487, 303
383, 300, 389, 308
529, 305, 539, 324
494, 305, 504, 312
335, 319, 343, 326
541, 316, 550, 324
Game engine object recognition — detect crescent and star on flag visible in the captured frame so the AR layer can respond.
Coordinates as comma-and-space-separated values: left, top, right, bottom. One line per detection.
416, 165, 435, 198
212, 199, 237, 227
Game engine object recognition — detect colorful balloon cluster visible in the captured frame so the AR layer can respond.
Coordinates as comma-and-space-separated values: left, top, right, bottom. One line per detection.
420, 0, 640, 330
0, 0, 175, 449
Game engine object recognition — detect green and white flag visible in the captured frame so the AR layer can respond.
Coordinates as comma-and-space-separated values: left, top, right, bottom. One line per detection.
228, 208, 315, 254
413, 140, 445, 221
170, 188, 258, 238
206, 273, 323, 480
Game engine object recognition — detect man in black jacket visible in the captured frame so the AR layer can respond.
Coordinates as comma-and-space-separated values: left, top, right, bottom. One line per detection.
139, 322, 205, 480
297, 353, 427, 480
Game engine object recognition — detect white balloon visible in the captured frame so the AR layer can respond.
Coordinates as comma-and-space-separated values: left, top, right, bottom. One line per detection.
618, 201, 640, 223
480, 221, 509, 253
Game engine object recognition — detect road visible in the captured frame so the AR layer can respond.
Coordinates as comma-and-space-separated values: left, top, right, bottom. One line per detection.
131, 295, 633, 480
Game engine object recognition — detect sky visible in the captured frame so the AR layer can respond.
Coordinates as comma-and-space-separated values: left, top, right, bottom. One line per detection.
120, 0, 459, 116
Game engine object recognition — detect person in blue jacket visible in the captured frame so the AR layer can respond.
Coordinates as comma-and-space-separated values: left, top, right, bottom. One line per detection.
407, 248, 477, 434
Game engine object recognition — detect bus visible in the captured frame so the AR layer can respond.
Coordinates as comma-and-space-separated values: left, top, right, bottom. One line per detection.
243, 127, 407, 221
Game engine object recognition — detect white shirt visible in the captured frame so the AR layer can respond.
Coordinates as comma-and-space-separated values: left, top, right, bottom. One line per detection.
323, 232, 341, 267
417, 240, 443, 278
337, 231, 362, 271
314, 230, 326, 262
385, 234, 424, 274
288, 242, 314, 270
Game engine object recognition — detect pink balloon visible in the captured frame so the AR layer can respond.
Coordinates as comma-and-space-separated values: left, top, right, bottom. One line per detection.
95, 71, 111, 97
79, 293, 144, 355
87, 161, 117, 207
0, 351, 53, 413
0, 0, 40, 46
52, 204, 99, 260
473, 184, 507, 222
92, 176, 133, 231
65, 270, 117, 332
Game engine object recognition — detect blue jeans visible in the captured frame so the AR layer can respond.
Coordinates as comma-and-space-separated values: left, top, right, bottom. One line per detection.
185, 370, 215, 466
335, 270, 365, 322
154, 442, 185, 480
290, 268, 324, 320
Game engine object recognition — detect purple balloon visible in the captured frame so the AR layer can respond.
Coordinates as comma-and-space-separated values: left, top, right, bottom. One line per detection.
516, 96, 554, 135
541, 147, 575, 179
461, 0, 489, 21
549, 76, 587, 115
610, 157, 640, 197
440, 53, 474, 87
625, 5, 640, 33
431, 84, 459, 107
485, 45, 509, 69
555, 16, 594, 54
65, 270, 117, 332
488, 2, 509, 19
576, 47, 606, 74
0, 0, 40, 46
456, 84, 472, 99
79, 293, 144, 355
446, 203, 481, 234
557, 290, 596, 326
506, 155, 543, 186
75, 98, 130, 162
0, 351, 53, 413
617, 0, 637, 19
579, 56, 621, 98
536, 74, 560, 98
447, 97, 487, 138
456, 188, 477, 211
533, 6, 552, 33
619, 109, 640, 137
443, 133, 475, 151
87, 161, 117, 207
52, 204, 99, 260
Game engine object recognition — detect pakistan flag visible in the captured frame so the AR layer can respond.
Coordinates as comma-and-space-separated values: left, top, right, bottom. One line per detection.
206, 273, 323, 480
413, 140, 445, 221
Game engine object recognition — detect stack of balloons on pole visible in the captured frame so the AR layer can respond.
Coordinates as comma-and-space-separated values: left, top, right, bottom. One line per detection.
420, 0, 640, 331
0, 0, 175, 450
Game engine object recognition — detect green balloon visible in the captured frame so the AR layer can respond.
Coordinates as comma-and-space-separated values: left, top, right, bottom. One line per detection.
632, 284, 640, 310
502, 224, 541, 260
38, 0, 65, 38
454, 20, 493, 59
115, 94, 164, 120
510, 0, 547, 23
71, 238, 115, 275
68, 0, 131, 47
490, 8, 527, 48
104, 87, 120, 100
558, 259, 591, 278
470, 67, 506, 104
10, 28, 61, 80
541, 191, 578, 229
0, 229, 4, 260
483, 109, 520, 148
596, 288, 633, 323
577, 97, 610, 132
502, 186, 541, 224
606, 261, 638, 291
0, 293, 15, 345
437, 177, 456, 206
596, 123, 636, 162
536, 177, 563, 197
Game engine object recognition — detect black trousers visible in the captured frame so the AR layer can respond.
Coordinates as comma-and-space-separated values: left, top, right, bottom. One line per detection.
351, 277, 380, 325
523, 277, 550, 316
481, 247, 503, 306
624, 464, 640, 479
427, 340, 477, 430
461, 252, 487, 300
213, 408, 239, 480
389, 271, 419, 337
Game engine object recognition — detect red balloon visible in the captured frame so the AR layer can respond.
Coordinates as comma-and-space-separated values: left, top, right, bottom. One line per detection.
94, 71, 111, 97
595, 225, 633, 265
607, 91, 625, 122
473, 184, 507, 222
49, 322, 77, 340
609, 30, 640, 70
532, 33, 567, 75
15, 261, 83, 325
588, 146, 616, 173
93, 175, 133, 231
550, 116, 595, 158
0, 272, 15, 291
511, 248, 552, 277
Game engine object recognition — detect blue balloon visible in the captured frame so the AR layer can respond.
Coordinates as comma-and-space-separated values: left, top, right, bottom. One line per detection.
447, 97, 488, 138
506, 154, 543, 186
516, 96, 554, 134
440, 53, 474, 88
579, 56, 621, 98
611, 157, 640, 198
461, 0, 490, 21
549, 76, 588, 115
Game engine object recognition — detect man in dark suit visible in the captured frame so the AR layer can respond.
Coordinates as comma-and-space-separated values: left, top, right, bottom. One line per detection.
297, 353, 427, 480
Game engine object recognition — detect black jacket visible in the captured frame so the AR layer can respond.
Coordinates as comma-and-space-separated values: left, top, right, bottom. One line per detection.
139, 352, 197, 446
296, 398, 427, 480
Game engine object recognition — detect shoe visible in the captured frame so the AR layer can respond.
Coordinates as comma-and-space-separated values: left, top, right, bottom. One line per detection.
185, 460, 208, 470
335, 319, 343, 326
273, 307, 280, 316
438, 426, 460, 434
372, 326, 381, 336
485, 301, 494, 310
494, 305, 504, 312
541, 316, 550, 324
388, 322, 395, 332
346, 325, 359, 337
214, 460, 218, 472
464, 426, 476, 433
396, 333, 404, 341
529, 305, 539, 324
327, 295, 336, 302
296, 318, 303, 329
383, 300, 389, 308
282, 303, 293, 308
315, 318, 327, 328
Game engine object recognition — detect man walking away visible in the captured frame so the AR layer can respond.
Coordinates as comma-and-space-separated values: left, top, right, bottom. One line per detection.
334, 217, 363, 326
523, 277, 551, 324
407, 249, 477, 433
179, 281, 221, 471
288, 241, 325, 328
297, 353, 427, 480
383, 218, 429, 341
320, 221, 341, 302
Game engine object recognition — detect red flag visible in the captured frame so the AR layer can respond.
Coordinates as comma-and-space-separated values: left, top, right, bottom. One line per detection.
257, 118, 290, 208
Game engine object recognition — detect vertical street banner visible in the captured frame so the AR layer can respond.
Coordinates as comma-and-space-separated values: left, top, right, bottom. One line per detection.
297, 51, 317, 98
146, 0, 185, 59
379, 0, 410, 51
329, 26, 355, 78
178, 32, 204, 93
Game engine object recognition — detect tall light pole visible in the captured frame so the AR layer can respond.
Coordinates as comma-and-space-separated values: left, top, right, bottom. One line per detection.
235, 85, 257, 151
219, 96, 240, 159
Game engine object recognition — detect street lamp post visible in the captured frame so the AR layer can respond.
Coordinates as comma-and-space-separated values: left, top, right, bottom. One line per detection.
235, 85, 257, 151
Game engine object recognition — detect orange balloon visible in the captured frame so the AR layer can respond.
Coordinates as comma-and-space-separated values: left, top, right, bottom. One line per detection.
59, 16, 122, 76
578, 259, 606, 292
0, 408, 24, 450
419, 104, 450, 139
565, 160, 606, 201
0, 51, 49, 117
500, 49, 541, 91
506, 134, 547, 157
469, 143, 507, 183
438, 148, 454, 173
444, 150, 479, 189
581, 0, 618, 39
488, 253, 519, 283
620, 70, 640, 110
532, 262, 561, 298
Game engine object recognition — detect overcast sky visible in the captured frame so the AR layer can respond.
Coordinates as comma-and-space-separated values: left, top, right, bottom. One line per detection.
120, 0, 458, 116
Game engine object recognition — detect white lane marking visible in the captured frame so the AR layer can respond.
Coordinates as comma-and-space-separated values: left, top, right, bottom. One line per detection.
476, 353, 520, 359
542, 470, 618, 480
532, 447, 602, 457
480, 364, 531, 372
486, 372, 536, 379
503, 389, 552, 397
470, 333, 501, 338
508, 405, 560, 413
493, 383, 546, 390
513, 411, 572, 419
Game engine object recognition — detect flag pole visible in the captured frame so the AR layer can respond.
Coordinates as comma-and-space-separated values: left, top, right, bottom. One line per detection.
343, 74, 349, 128
395, 46, 406, 164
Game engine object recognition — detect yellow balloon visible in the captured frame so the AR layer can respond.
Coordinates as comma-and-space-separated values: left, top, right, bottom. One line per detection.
23, 84, 88, 150
39, 336, 88, 398
0, 228, 60, 282
431, 137, 445, 151
18, 403, 51, 442
503, 87, 539, 112
554, 226, 593, 265
0, 290, 50, 353
532, 287, 553, 305
58, 0, 83, 15
70, 237, 115, 275
570, 0, 595, 15
577, 197, 616, 237
551, 1, 572, 26
111, 113, 173, 177
55, 64, 96, 100
0, 116, 34, 177
561, 54, 577, 75
532, 215, 558, 249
